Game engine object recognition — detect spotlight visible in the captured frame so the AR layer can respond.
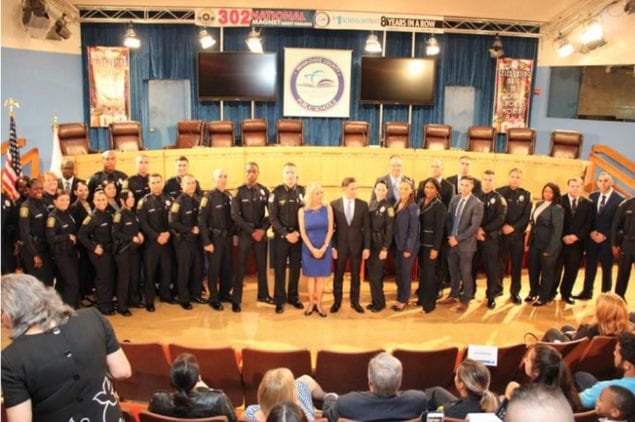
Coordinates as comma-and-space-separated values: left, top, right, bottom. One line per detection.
199, 28, 215, 49
364, 33, 382, 53
54, 14, 71, 39
245, 28, 263, 53
555, 36, 574, 57
489, 34, 504, 58
579, 18, 606, 52
123, 23, 140, 49
425, 36, 440, 56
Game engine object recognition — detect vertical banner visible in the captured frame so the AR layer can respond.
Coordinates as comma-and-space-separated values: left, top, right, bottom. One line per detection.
492, 58, 533, 133
87, 46, 131, 128
284, 48, 352, 118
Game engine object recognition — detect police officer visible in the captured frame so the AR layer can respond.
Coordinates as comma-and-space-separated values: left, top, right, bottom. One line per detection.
19, 178, 54, 286
46, 190, 80, 309
475, 170, 507, 309
163, 156, 202, 199
41, 172, 58, 211
123, 154, 151, 205
1, 192, 19, 274
496, 168, 531, 304
231, 162, 272, 312
612, 197, 635, 300
112, 190, 145, 316
270, 162, 305, 314
169, 174, 204, 310
366, 180, 394, 312
87, 150, 128, 203
199, 169, 234, 311
78, 190, 116, 315
137, 173, 174, 312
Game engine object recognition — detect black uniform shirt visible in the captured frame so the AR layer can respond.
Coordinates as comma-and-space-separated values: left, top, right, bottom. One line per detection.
269, 184, 305, 236
478, 190, 508, 234
87, 170, 128, 201
163, 176, 202, 200
78, 209, 113, 252
496, 186, 531, 233
19, 198, 49, 256
198, 189, 234, 246
231, 183, 270, 235
112, 208, 141, 253
46, 209, 77, 256
137, 193, 172, 242
369, 199, 394, 250
168, 193, 199, 238
123, 174, 150, 204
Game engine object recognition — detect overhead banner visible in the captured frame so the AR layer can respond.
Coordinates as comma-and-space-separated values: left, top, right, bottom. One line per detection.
313, 10, 443, 33
252, 9, 314, 27
87, 46, 131, 128
284, 48, 352, 118
492, 58, 534, 133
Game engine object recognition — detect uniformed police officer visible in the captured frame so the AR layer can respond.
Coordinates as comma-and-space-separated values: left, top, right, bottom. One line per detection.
78, 190, 116, 315
137, 173, 174, 312
41, 172, 58, 211
163, 156, 202, 199
270, 162, 305, 314
19, 178, 54, 286
231, 162, 272, 312
199, 169, 234, 311
87, 150, 128, 202
46, 189, 80, 309
168, 174, 204, 310
1, 192, 19, 274
612, 197, 635, 299
475, 170, 507, 309
123, 154, 151, 205
496, 168, 531, 304
366, 180, 394, 312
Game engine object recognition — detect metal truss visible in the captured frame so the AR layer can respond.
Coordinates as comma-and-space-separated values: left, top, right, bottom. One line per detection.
442, 18, 541, 38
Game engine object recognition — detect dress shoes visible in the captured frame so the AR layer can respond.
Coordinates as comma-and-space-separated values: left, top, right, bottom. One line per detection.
288, 300, 304, 310
330, 303, 341, 313
437, 297, 459, 305
573, 292, 593, 300
391, 303, 406, 312
131, 303, 144, 309
118, 309, 132, 317
180, 302, 193, 310
524, 295, 537, 303
561, 296, 576, 305
366, 303, 375, 310
455, 302, 469, 312
100, 309, 115, 316
145, 304, 156, 312
304, 305, 315, 316
533, 300, 547, 307
257, 296, 275, 305
487, 298, 496, 309
370, 305, 384, 313
510, 295, 522, 305
275, 304, 285, 314
316, 307, 327, 318
160, 298, 178, 305
495, 290, 504, 298
351, 303, 365, 314
192, 296, 206, 304
210, 302, 224, 311
232, 303, 241, 313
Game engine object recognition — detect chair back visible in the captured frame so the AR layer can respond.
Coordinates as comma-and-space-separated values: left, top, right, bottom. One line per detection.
467, 126, 496, 152
573, 410, 598, 422
341, 121, 369, 147
315, 349, 384, 395
139, 410, 229, 422
423, 124, 451, 150
58, 123, 92, 155
575, 336, 618, 380
561, 337, 591, 371
550, 130, 583, 159
110, 121, 143, 151
206, 121, 234, 147
505, 128, 535, 155
175, 120, 204, 148
483, 343, 527, 394
393, 347, 460, 390
276, 119, 304, 146
241, 119, 268, 146
121, 407, 136, 422
383, 122, 410, 148
117, 342, 172, 402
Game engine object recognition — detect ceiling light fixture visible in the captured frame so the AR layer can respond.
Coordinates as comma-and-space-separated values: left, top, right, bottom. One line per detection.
199, 28, 215, 49
364, 32, 382, 53
123, 22, 140, 49
489, 34, 504, 58
579, 18, 606, 53
246, 28, 263, 53
555, 36, 574, 57
425, 36, 440, 56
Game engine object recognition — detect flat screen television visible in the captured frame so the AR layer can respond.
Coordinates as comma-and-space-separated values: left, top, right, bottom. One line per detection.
198, 52, 277, 101
359, 57, 436, 105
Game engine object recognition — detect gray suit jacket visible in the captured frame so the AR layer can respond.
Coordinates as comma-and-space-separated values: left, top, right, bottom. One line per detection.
447, 194, 484, 252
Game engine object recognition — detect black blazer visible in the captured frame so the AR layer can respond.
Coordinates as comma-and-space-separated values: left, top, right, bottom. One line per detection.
419, 198, 446, 252
529, 202, 564, 254
589, 190, 625, 237
416, 178, 454, 208
331, 197, 370, 254
58, 177, 85, 204
322, 390, 428, 422
393, 202, 419, 254
149, 387, 237, 421
561, 194, 593, 243
447, 174, 482, 196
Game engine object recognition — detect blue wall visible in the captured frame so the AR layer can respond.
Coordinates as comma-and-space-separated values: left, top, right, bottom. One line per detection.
1, 47, 84, 172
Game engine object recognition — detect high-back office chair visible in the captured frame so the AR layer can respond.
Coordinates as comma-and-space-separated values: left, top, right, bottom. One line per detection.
240, 119, 268, 146
423, 124, 452, 150
58, 122, 96, 155
276, 119, 304, 146
467, 125, 496, 153
505, 127, 536, 155
550, 130, 583, 159
383, 122, 410, 148
163, 120, 205, 149
341, 121, 369, 147
109, 121, 144, 151
206, 120, 234, 147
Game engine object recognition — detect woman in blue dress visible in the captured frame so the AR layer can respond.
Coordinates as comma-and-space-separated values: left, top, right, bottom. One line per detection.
298, 183, 333, 317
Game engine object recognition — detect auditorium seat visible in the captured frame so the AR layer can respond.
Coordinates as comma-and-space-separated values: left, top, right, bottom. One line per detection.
162, 120, 204, 149
315, 349, 384, 395
206, 120, 234, 147
58, 122, 97, 155
505, 127, 535, 155
383, 121, 410, 148
341, 121, 369, 147
550, 130, 583, 159
537, 338, 589, 364
109, 121, 144, 151
139, 410, 229, 421
467, 126, 496, 153
276, 119, 304, 146
241, 348, 312, 405
241, 118, 268, 146
168, 344, 243, 407
121, 407, 136, 422
117, 342, 172, 402
562, 337, 591, 371
423, 124, 452, 150
472, 343, 527, 394
393, 347, 460, 390
575, 336, 618, 380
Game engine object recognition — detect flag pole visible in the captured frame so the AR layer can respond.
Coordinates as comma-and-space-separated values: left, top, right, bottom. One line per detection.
50, 113, 63, 177
3, 97, 20, 115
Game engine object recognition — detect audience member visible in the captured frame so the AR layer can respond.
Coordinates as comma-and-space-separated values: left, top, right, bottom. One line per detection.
595, 385, 635, 422
504, 383, 574, 422
366, 180, 394, 312
266, 401, 308, 422
370, 155, 413, 206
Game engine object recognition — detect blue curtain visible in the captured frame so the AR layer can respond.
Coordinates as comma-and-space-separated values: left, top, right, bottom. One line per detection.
81, 23, 537, 151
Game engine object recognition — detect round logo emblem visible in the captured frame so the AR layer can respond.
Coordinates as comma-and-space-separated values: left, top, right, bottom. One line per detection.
290, 56, 345, 112
312, 12, 330, 28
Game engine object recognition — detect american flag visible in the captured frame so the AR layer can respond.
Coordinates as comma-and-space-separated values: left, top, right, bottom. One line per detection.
2, 113, 22, 200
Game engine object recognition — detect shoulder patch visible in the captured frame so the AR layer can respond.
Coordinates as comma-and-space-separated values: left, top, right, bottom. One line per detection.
387, 207, 395, 217
121, 180, 129, 189
269, 193, 275, 203
47, 216, 56, 228
170, 202, 180, 213
113, 212, 122, 223
82, 216, 92, 225
137, 199, 144, 210
200, 197, 208, 208
20, 206, 29, 218
500, 196, 507, 207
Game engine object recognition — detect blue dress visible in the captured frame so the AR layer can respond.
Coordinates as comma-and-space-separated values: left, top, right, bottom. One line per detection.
301, 206, 332, 277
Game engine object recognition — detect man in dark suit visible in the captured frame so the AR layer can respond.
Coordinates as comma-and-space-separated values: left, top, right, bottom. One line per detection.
439, 176, 483, 312
58, 160, 84, 204
321, 353, 428, 422
446, 155, 482, 196
575, 172, 625, 299
370, 155, 413, 207
612, 197, 635, 300
555, 177, 593, 304
416, 158, 453, 207
331, 177, 370, 314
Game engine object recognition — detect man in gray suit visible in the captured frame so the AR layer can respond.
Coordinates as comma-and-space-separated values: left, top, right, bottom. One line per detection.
369, 155, 413, 207
439, 176, 484, 312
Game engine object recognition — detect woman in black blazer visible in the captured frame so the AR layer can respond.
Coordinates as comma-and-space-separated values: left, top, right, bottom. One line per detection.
391, 180, 420, 311
527, 182, 564, 306
417, 178, 447, 313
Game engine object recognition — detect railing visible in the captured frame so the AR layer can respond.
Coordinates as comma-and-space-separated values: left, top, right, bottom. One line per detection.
1, 137, 40, 177
585, 144, 634, 197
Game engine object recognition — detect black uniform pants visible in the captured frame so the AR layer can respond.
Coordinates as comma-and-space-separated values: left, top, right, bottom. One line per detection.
616, 240, 634, 298
273, 237, 301, 305
115, 250, 140, 312
175, 237, 202, 304
555, 241, 584, 299
206, 236, 233, 304
499, 232, 525, 296
419, 247, 440, 312
54, 253, 80, 309
89, 251, 115, 313
582, 239, 614, 294
234, 234, 269, 304
528, 243, 559, 302
144, 242, 172, 303
77, 244, 95, 297
20, 247, 54, 286
367, 247, 387, 309
477, 236, 500, 299
333, 249, 362, 305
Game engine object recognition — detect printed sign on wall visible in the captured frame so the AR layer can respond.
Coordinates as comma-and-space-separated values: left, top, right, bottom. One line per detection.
87, 46, 131, 128
492, 58, 534, 133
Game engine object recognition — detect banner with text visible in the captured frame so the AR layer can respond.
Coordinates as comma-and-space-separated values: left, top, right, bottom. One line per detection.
284, 48, 352, 118
313, 10, 443, 33
492, 58, 534, 133
252, 9, 314, 27
87, 46, 131, 128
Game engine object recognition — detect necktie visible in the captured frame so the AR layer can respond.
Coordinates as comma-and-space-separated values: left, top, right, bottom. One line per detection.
599, 195, 606, 212
345, 200, 353, 225
572, 198, 577, 214
392, 179, 399, 203
452, 198, 466, 236
64, 181, 71, 193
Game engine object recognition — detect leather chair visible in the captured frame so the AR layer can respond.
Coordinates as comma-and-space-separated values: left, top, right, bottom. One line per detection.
506, 127, 536, 155
467, 125, 496, 152
383, 122, 410, 148
423, 124, 452, 150
276, 119, 304, 146
341, 121, 369, 147
206, 120, 234, 147
109, 121, 143, 151
240, 118, 268, 146
58, 123, 97, 155
164, 120, 204, 149
550, 130, 583, 159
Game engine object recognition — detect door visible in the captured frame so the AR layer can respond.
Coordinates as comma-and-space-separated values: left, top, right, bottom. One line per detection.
147, 80, 191, 149
444, 86, 475, 149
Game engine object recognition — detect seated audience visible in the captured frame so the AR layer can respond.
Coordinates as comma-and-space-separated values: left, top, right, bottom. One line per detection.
266, 401, 308, 422
505, 344, 581, 412
322, 352, 428, 422
595, 385, 635, 422
244, 368, 324, 421
149, 353, 236, 420
1, 273, 131, 421
505, 384, 574, 422
542, 292, 633, 342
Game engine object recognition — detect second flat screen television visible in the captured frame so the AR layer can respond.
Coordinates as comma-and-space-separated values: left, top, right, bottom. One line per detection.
198, 52, 277, 101
359, 57, 436, 105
